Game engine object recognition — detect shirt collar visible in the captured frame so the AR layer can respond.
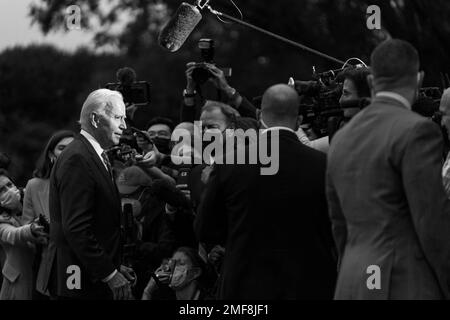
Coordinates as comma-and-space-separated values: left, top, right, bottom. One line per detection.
80, 129, 105, 160
262, 126, 296, 135
375, 91, 411, 110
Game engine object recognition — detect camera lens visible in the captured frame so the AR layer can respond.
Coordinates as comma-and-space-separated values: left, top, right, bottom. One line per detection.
192, 66, 212, 85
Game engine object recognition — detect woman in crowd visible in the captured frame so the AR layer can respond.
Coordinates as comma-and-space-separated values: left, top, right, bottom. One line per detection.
22, 130, 75, 298
0, 170, 47, 299
142, 246, 215, 300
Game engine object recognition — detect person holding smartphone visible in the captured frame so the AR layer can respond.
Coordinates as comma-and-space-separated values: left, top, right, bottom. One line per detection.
142, 247, 215, 300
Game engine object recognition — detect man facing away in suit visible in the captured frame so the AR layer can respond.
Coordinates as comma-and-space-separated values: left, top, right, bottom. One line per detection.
195, 84, 337, 299
49, 89, 135, 299
327, 39, 450, 299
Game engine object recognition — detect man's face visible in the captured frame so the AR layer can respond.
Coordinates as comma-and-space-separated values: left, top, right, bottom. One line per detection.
339, 78, 360, 118
96, 97, 127, 148
147, 124, 172, 139
439, 101, 450, 139
200, 108, 228, 133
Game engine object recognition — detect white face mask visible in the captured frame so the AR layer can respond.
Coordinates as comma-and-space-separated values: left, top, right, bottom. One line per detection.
169, 265, 200, 290
0, 187, 21, 211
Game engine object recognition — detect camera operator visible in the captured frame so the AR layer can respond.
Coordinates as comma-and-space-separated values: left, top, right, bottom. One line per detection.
136, 117, 174, 155
106, 67, 151, 129
116, 166, 176, 298
328, 67, 371, 140
439, 88, 450, 197
327, 39, 450, 299
181, 62, 259, 122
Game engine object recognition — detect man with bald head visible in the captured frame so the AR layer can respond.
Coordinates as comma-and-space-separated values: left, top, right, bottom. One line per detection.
259, 84, 300, 128
49, 89, 135, 300
195, 84, 337, 299
327, 39, 450, 299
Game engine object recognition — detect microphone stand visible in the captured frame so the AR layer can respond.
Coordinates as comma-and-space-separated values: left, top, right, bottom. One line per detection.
204, 4, 346, 65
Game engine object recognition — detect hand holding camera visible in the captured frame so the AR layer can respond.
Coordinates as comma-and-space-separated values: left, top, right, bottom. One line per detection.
154, 260, 175, 284
185, 62, 197, 94
142, 259, 175, 299
131, 127, 154, 154
135, 145, 162, 168
30, 221, 49, 245
38, 214, 50, 234
183, 38, 232, 94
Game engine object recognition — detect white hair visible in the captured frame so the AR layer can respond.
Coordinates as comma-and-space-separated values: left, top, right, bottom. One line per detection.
79, 89, 123, 128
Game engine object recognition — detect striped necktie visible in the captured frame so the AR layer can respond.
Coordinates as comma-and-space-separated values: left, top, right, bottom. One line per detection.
101, 151, 114, 181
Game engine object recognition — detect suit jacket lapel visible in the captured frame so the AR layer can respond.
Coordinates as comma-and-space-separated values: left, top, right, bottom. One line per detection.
78, 135, 120, 205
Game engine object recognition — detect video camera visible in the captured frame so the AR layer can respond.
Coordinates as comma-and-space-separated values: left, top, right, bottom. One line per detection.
419, 87, 450, 156
414, 87, 442, 118
106, 127, 153, 167
291, 67, 344, 137
291, 65, 372, 138
38, 214, 50, 234
105, 67, 150, 106
191, 38, 232, 85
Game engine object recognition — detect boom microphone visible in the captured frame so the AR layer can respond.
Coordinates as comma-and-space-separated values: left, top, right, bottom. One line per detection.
158, 2, 203, 52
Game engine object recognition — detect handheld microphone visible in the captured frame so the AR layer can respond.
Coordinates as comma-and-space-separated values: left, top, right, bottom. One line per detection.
158, 2, 203, 52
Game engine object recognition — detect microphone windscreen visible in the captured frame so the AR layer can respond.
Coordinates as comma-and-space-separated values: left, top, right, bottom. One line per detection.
158, 2, 202, 52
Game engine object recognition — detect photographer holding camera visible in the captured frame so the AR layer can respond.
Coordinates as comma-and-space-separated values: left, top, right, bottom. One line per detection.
116, 165, 177, 298
0, 170, 48, 300
181, 39, 259, 123
141, 247, 215, 300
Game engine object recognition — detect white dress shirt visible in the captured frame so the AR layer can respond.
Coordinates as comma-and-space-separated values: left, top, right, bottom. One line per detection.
80, 130, 109, 171
295, 127, 329, 153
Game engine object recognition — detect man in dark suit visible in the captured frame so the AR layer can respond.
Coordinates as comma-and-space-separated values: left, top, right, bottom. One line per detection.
327, 39, 450, 299
195, 84, 337, 299
49, 89, 134, 299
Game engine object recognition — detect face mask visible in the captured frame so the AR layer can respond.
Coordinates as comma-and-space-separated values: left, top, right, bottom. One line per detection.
169, 265, 189, 289
0, 187, 21, 211
153, 137, 171, 154
169, 265, 199, 290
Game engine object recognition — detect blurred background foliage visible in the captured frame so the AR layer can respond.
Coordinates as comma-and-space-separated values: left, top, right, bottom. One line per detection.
1, 0, 450, 185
